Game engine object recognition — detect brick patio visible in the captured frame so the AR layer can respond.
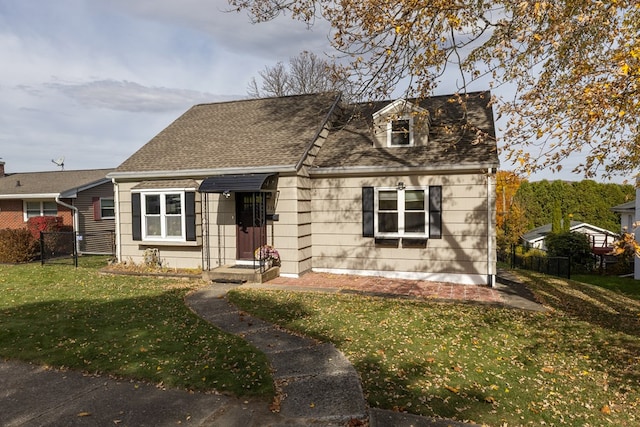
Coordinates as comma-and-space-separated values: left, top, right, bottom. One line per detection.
266, 272, 504, 304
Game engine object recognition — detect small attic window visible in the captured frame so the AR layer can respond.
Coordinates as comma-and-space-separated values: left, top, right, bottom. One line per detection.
387, 117, 414, 147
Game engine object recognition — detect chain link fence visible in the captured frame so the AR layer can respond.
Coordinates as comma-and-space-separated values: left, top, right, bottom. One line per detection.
40, 231, 115, 267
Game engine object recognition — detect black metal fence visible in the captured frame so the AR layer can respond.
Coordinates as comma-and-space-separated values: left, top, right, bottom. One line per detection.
40, 231, 77, 267
499, 245, 572, 279
512, 253, 571, 279
40, 231, 116, 267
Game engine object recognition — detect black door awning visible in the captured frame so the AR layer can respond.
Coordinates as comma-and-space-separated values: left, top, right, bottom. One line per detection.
198, 173, 278, 193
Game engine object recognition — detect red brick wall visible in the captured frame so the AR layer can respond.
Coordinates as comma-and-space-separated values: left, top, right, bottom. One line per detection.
57, 205, 73, 228
0, 200, 74, 230
0, 200, 25, 229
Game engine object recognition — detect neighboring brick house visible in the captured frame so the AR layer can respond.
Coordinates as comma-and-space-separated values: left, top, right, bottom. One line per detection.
109, 91, 499, 285
0, 162, 115, 254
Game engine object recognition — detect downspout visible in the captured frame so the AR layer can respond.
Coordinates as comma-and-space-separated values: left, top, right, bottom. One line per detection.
635, 182, 640, 280
487, 168, 496, 287
55, 194, 78, 236
112, 179, 121, 262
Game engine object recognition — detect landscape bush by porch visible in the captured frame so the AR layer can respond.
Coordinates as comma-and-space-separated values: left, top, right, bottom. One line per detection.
0, 228, 38, 263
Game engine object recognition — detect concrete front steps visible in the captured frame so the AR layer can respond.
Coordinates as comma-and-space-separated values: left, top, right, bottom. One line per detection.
202, 265, 280, 284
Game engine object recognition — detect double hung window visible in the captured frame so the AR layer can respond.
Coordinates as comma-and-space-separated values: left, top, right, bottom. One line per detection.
100, 198, 115, 219
376, 187, 427, 237
363, 185, 441, 240
388, 117, 413, 146
141, 192, 185, 240
24, 201, 57, 220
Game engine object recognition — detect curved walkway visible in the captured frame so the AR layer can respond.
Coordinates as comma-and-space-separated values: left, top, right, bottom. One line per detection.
186, 282, 481, 427
1, 271, 541, 426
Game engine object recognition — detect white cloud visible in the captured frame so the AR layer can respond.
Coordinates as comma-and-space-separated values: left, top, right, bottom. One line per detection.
0, 0, 622, 182
0, 0, 332, 172
45, 80, 237, 113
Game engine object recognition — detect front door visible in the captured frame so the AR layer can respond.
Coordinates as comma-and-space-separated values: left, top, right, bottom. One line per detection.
236, 193, 266, 260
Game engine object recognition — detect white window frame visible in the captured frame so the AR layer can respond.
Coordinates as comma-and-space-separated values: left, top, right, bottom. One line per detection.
100, 197, 115, 219
23, 200, 58, 221
374, 186, 428, 238
386, 116, 414, 147
139, 190, 186, 241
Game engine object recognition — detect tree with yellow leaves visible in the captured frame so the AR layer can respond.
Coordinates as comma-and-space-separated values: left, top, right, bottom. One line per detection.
229, 0, 640, 180
611, 223, 640, 259
495, 170, 523, 231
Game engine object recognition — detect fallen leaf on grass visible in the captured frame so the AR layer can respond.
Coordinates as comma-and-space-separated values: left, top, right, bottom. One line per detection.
601, 404, 611, 415
445, 385, 460, 394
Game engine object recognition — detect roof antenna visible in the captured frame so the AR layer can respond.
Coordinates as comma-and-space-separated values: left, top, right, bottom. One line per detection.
51, 156, 65, 171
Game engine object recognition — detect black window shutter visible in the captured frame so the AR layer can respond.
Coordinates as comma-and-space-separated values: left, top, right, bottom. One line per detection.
131, 193, 142, 241
362, 187, 374, 237
185, 192, 196, 241
429, 186, 442, 239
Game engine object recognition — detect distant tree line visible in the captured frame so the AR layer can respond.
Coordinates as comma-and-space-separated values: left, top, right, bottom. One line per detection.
497, 172, 635, 253
513, 179, 635, 233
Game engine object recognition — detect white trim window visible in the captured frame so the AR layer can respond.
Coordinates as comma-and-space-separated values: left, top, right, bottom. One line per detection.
100, 198, 115, 219
387, 117, 414, 147
375, 187, 427, 237
24, 200, 57, 221
141, 191, 185, 240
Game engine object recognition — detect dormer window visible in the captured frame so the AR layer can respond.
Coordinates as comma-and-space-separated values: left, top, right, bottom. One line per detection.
388, 117, 413, 146
373, 99, 426, 149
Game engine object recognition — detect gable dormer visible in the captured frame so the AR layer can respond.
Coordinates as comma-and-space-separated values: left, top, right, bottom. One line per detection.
371, 99, 430, 148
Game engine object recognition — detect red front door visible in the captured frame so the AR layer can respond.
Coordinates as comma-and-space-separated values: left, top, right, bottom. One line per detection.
236, 193, 266, 260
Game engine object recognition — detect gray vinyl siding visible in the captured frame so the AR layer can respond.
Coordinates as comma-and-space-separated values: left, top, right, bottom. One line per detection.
75, 182, 116, 254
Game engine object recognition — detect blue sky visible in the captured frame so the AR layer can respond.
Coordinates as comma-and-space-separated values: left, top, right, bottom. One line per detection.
0, 0, 613, 182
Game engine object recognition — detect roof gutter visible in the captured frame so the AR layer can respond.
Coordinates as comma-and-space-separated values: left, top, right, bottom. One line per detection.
295, 93, 342, 172
107, 165, 297, 181
0, 193, 60, 200
309, 162, 500, 178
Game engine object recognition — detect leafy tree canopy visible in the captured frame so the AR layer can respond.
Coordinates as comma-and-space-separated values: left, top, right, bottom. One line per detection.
229, 0, 640, 180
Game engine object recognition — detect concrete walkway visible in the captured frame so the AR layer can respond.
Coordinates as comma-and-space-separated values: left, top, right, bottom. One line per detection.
1, 271, 541, 426
186, 282, 477, 426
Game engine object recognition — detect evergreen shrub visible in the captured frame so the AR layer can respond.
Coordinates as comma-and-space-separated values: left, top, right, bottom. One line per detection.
546, 231, 594, 272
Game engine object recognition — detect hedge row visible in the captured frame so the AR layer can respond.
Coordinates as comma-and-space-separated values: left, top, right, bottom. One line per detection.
0, 228, 39, 263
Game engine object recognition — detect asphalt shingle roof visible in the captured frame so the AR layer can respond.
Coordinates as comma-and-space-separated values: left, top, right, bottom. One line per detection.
314, 91, 498, 169
115, 93, 341, 173
114, 91, 497, 176
611, 200, 635, 211
0, 169, 113, 197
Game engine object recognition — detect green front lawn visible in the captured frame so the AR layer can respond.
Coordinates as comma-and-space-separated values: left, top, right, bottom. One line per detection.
0, 258, 273, 397
228, 272, 640, 426
2, 259, 638, 425
572, 273, 640, 299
